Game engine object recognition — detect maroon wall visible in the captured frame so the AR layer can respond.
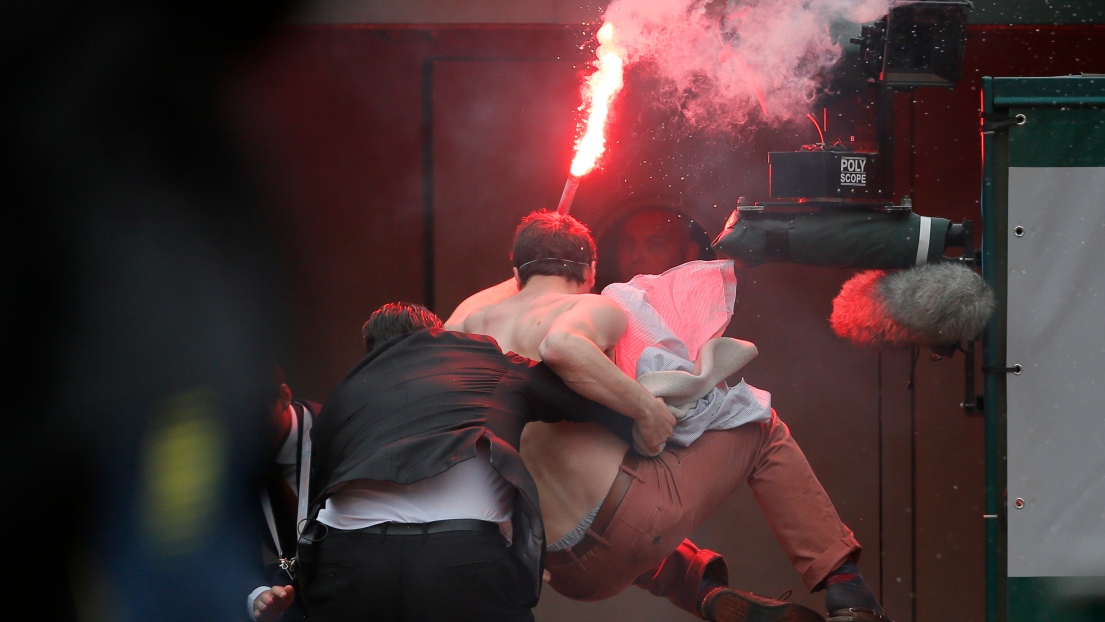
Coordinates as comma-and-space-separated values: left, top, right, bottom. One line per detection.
224, 23, 1105, 621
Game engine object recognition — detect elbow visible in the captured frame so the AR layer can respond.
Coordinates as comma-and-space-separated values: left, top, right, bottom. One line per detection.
538, 331, 575, 369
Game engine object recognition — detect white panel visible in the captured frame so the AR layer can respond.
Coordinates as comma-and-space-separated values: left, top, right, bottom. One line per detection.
1007, 166, 1105, 576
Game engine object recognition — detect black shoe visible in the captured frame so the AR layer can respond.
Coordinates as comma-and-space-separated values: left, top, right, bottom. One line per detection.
826, 608, 894, 622
700, 587, 825, 622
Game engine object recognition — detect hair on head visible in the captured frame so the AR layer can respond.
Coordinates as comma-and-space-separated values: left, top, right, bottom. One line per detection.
511, 210, 596, 286
363, 302, 442, 352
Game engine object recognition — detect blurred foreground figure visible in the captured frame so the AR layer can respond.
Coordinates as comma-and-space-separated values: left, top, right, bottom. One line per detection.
1, 1, 296, 620
250, 367, 320, 622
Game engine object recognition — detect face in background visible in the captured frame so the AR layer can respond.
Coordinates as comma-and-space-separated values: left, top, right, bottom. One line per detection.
613, 207, 704, 282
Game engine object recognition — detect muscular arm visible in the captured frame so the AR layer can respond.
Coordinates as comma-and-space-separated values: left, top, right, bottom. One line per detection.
443, 277, 519, 330
538, 295, 675, 453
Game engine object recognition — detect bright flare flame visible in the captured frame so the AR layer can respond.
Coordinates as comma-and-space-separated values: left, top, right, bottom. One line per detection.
569, 22, 625, 178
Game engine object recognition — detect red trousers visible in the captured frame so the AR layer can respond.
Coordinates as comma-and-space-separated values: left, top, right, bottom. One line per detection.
545, 410, 860, 616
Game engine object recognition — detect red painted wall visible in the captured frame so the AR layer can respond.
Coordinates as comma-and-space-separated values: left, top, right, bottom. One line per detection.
224, 23, 1105, 621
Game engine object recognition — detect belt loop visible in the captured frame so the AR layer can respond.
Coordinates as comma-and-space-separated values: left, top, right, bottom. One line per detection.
619, 462, 641, 481
378, 522, 389, 543
566, 547, 587, 571
621, 453, 643, 481
583, 528, 610, 549
422, 522, 430, 543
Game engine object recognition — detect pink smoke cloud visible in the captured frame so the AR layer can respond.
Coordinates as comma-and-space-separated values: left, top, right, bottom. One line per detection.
602, 0, 891, 131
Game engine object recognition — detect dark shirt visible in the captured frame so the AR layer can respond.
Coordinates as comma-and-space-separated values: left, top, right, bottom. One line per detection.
308, 327, 630, 606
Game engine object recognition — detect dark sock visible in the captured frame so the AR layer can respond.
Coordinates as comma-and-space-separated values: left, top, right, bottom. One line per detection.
698, 577, 723, 600
823, 559, 882, 614
697, 578, 725, 617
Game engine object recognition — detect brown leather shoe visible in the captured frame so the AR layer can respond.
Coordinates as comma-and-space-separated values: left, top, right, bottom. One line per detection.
700, 587, 825, 622
826, 608, 894, 622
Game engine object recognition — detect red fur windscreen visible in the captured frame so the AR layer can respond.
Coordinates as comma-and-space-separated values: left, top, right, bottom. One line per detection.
831, 264, 996, 349
830, 270, 921, 348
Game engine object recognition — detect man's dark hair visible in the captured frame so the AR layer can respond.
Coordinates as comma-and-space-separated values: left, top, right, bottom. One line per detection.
511, 210, 596, 286
362, 302, 443, 352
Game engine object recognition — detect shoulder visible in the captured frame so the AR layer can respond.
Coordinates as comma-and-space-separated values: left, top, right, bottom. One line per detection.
562, 293, 627, 325
574, 292, 624, 312
410, 326, 505, 353
457, 302, 493, 333
444, 277, 520, 329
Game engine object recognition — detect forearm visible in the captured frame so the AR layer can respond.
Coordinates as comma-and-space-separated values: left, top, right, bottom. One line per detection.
540, 331, 655, 423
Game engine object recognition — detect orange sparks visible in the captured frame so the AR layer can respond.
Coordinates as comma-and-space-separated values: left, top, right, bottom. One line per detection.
569, 22, 625, 178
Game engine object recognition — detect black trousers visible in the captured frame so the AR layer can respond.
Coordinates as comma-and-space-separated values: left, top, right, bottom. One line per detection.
299, 526, 534, 622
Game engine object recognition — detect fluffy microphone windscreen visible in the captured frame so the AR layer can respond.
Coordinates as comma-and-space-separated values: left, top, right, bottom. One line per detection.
831, 262, 995, 348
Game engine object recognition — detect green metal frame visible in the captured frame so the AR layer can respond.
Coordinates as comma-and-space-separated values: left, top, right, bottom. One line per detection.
980, 75, 1105, 622
980, 75, 1007, 622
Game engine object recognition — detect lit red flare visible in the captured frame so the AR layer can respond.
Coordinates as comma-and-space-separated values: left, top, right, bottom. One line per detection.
558, 22, 626, 215
570, 22, 625, 178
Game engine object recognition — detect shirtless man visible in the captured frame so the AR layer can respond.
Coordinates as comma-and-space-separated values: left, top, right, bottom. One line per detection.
447, 210, 892, 622
458, 255, 675, 539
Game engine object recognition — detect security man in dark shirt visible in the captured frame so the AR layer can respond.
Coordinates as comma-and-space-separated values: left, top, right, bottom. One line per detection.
298, 302, 631, 622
